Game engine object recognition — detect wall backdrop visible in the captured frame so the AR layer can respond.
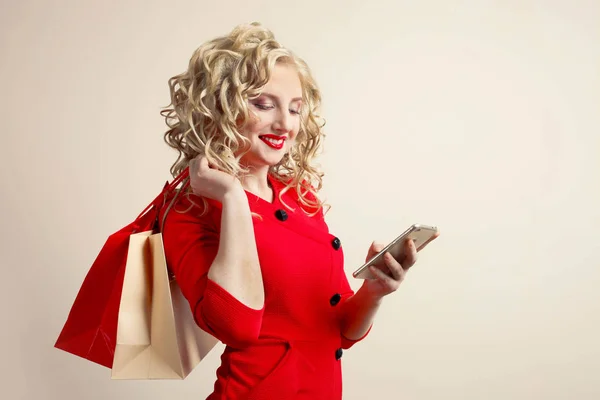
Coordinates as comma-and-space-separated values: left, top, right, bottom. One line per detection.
2, 1, 599, 399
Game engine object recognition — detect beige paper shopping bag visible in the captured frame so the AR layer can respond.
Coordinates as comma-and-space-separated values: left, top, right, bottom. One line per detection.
111, 231, 219, 380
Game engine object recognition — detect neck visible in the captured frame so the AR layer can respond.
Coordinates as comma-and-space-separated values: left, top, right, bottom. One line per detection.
240, 165, 273, 202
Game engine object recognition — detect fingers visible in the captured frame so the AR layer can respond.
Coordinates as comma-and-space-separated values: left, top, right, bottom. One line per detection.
402, 239, 418, 270
369, 264, 401, 288
370, 241, 385, 253
190, 155, 210, 175
366, 241, 385, 261
200, 155, 211, 173
189, 156, 198, 173
382, 252, 405, 281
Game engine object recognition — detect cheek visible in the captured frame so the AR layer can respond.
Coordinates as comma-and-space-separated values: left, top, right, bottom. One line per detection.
286, 136, 298, 152
241, 127, 263, 142
241, 113, 267, 137
290, 123, 300, 139
250, 120, 273, 138
290, 125, 301, 141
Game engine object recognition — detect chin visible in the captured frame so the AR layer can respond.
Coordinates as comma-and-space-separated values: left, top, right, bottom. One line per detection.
241, 142, 291, 169
262, 156, 285, 167
241, 154, 285, 169
260, 149, 288, 164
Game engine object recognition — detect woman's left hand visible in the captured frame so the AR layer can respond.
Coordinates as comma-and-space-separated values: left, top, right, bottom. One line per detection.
361, 239, 418, 299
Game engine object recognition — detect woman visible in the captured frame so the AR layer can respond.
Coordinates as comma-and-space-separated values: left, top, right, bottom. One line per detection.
159, 22, 419, 400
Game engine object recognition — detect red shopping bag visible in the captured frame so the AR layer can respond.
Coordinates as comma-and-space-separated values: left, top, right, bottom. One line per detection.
54, 168, 189, 368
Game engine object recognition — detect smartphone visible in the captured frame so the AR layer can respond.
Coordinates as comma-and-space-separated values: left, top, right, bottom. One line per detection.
352, 224, 439, 280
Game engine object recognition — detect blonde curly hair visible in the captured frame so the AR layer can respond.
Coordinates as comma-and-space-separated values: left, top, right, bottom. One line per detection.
161, 22, 327, 215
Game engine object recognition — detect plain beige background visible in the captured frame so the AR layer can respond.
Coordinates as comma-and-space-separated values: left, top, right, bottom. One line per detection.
2, 0, 599, 399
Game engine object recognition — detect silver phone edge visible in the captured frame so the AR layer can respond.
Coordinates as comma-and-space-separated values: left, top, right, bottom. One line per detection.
351, 223, 438, 279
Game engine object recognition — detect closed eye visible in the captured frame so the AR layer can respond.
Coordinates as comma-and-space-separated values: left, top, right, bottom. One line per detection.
253, 103, 274, 111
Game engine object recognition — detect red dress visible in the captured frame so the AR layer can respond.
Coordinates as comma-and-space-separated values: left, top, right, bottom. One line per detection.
160, 175, 370, 399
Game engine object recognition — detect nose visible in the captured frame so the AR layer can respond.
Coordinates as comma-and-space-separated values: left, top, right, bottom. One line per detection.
272, 108, 293, 134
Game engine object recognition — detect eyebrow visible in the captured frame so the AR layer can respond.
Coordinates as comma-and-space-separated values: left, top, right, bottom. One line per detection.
259, 92, 303, 103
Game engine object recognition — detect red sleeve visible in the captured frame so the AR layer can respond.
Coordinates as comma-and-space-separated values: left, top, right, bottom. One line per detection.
337, 273, 372, 349
161, 195, 264, 348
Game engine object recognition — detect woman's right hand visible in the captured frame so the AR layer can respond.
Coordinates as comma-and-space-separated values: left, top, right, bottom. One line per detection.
188, 155, 243, 202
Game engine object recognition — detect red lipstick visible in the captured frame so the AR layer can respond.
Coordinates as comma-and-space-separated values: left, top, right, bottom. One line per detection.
259, 135, 286, 150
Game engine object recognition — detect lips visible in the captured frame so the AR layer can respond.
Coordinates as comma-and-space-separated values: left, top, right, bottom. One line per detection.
259, 135, 286, 150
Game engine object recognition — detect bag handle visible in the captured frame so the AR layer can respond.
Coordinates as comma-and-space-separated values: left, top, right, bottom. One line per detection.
159, 175, 190, 233
134, 167, 190, 223
159, 172, 192, 282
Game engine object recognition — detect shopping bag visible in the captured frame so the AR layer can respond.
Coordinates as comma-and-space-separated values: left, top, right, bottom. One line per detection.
54, 169, 190, 368
110, 230, 218, 379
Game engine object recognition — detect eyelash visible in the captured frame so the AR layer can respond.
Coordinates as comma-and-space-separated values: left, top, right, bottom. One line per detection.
254, 103, 300, 115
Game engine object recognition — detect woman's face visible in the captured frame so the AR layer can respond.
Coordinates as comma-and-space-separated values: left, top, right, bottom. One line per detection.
239, 63, 303, 169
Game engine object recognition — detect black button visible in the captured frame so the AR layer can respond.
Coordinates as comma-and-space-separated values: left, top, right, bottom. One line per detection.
330, 293, 341, 306
335, 348, 343, 360
331, 237, 341, 250
275, 209, 288, 221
